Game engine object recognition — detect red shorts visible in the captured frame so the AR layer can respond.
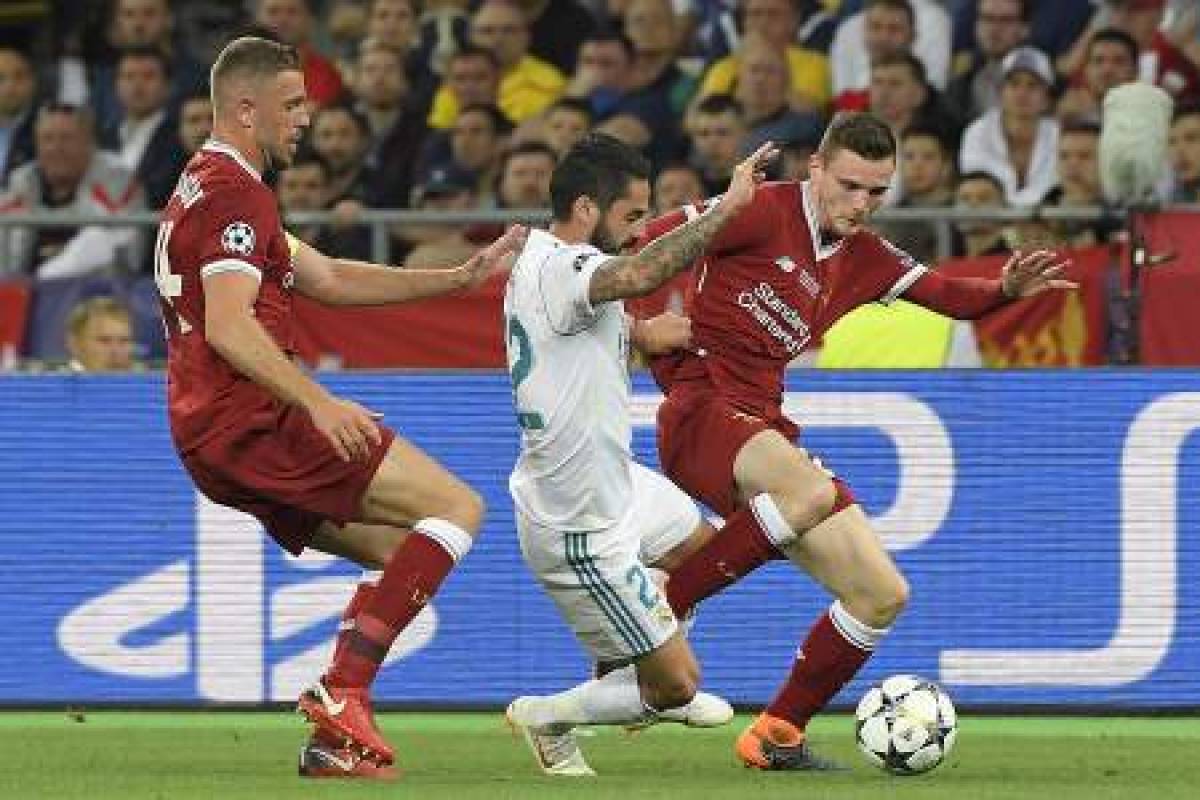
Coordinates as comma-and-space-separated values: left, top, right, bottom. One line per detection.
657, 385, 854, 518
180, 402, 395, 555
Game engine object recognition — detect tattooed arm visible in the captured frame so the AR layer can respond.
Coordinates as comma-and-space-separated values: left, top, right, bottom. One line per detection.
588, 142, 778, 304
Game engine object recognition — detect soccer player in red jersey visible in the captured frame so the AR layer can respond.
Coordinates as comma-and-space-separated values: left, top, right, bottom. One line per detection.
155, 36, 523, 779
635, 111, 1075, 769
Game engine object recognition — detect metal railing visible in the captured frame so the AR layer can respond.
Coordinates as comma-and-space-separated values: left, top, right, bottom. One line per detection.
4, 204, 1193, 266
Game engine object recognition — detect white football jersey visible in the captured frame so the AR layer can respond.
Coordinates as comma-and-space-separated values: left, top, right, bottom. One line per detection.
505, 228, 633, 531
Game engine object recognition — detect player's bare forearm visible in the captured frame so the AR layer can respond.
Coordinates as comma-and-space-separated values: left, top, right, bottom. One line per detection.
318, 258, 471, 305
206, 312, 330, 410
589, 205, 732, 303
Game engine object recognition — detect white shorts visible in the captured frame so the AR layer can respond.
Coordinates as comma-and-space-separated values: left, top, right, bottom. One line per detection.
516, 462, 702, 661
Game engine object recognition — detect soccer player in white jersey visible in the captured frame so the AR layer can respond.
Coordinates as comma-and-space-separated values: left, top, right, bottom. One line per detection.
502, 133, 778, 775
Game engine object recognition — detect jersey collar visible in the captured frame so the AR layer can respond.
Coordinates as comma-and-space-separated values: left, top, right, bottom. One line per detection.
800, 180, 845, 261
201, 139, 262, 182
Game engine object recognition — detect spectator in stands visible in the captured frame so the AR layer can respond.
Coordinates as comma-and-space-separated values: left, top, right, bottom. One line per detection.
403, 165, 483, 268
1057, 29, 1139, 124
874, 123, 955, 264
64, 296, 137, 372
494, 139, 556, 208
953, 170, 1012, 257
413, 0, 471, 80
652, 161, 705, 215
364, 0, 440, 111
732, 35, 825, 156
1039, 120, 1118, 247
427, 45, 504, 130
608, 0, 694, 164
1169, 104, 1200, 202
418, 102, 512, 204
254, 0, 345, 106
0, 47, 37, 187
516, 0, 598, 74
311, 104, 372, 208
430, 0, 566, 128
0, 104, 144, 280
277, 152, 330, 246
960, 46, 1059, 206
309, 104, 375, 259
564, 31, 634, 119
675, 0, 836, 63
695, 0, 831, 112
830, 0, 951, 110
1059, 0, 1200, 105
351, 41, 427, 209
83, 0, 207, 133
100, 46, 185, 210
950, 0, 1092, 65
176, 92, 213, 157
869, 52, 960, 151
541, 97, 593, 157
947, 0, 1032, 121
686, 94, 746, 195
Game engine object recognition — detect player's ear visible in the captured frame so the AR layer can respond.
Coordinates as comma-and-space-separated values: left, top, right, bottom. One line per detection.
239, 97, 254, 130
572, 194, 595, 226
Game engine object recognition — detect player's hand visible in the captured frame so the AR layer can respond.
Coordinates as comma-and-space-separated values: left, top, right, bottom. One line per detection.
717, 141, 779, 217
633, 311, 692, 355
308, 395, 384, 462
457, 224, 528, 288
1000, 249, 1078, 299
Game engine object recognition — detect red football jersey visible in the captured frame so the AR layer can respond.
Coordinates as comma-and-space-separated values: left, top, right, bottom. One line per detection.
639, 181, 926, 412
155, 141, 297, 453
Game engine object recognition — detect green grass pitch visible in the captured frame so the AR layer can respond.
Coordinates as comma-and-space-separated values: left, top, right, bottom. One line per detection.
3, 711, 1199, 799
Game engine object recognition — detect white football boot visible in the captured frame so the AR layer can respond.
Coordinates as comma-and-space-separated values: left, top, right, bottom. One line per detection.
506, 697, 597, 776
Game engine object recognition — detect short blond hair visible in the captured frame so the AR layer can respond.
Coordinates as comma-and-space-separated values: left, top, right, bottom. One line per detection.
67, 296, 131, 339
210, 36, 301, 108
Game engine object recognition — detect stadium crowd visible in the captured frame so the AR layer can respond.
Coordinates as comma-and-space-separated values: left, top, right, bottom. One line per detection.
1, 0, 1199, 368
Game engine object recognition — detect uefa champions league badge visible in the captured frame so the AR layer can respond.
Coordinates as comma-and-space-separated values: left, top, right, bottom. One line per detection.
221, 221, 256, 257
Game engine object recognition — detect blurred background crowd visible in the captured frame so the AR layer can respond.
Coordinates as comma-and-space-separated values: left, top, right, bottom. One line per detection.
1, 0, 1199, 370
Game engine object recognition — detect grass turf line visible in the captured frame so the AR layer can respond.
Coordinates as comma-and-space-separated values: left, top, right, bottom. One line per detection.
2, 712, 1198, 799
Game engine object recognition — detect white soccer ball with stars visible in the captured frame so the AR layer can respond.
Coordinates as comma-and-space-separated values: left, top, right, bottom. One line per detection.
854, 674, 957, 775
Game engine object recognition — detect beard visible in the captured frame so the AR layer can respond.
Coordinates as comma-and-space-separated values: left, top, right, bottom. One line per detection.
590, 218, 626, 253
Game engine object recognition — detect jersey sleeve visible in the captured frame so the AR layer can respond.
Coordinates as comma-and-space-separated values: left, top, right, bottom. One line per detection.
861, 233, 930, 305
637, 184, 783, 255
538, 244, 616, 334
189, 184, 280, 283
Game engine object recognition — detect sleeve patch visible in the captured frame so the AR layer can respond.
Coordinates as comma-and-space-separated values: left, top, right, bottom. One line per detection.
221, 221, 257, 256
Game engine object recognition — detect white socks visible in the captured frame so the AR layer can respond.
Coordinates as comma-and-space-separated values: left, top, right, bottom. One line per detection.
523, 666, 650, 727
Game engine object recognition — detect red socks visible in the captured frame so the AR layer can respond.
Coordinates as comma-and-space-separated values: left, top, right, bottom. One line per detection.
766, 602, 886, 729
666, 499, 789, 617
327, 520, 473, 688
331, 578, 378, 664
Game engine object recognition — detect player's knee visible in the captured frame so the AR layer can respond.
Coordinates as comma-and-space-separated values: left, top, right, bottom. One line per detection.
644, 675, 698, 711
771, 477, 836, 534
440, 485, 486, 535
866, 574, 910, 627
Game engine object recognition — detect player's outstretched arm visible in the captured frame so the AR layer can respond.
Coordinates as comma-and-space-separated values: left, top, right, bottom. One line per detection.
903, 250, 1076, 319
587, 142, 778, 304
292, 225, 527, 305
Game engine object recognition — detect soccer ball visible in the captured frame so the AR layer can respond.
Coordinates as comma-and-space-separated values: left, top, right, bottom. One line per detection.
854, 674, 957, 775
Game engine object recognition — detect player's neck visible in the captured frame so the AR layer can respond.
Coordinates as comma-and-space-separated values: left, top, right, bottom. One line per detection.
549, 220, 589, 247
208, 124, 265, 173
